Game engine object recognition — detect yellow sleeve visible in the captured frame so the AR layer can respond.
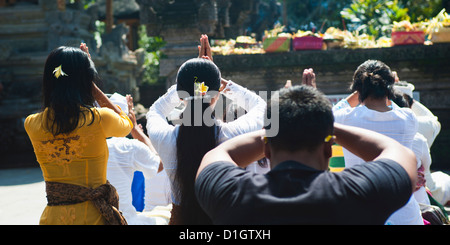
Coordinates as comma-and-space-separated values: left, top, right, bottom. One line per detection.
24, 113, 40, 137
97, 107, 133, 138
24, 114, 32, 134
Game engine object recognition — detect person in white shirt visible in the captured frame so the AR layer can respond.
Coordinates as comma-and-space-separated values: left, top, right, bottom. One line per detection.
392, 86, 449, 206
144, 170, 172, 211
146, 35, 266, 224
106, 93, 170, 225
131, 116, 173, 212
302, 61, 423, 225
393, 81, 441, 148
223, 102, 270, 175
412, 101, 441, 148
392, 91, 430, 205
412, 133, 432, 205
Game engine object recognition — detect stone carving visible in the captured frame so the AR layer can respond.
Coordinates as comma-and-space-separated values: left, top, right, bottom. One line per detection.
85, 3, 100, 34
196, 0, 218, 36
136, 0, 279, 39
214, 0, 231, 37
135, 0, 170, 36
100, 23, 131, 62
45, 8, 95, 51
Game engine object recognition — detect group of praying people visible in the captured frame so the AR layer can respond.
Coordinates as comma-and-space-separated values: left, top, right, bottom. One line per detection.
23, 35, 449, 225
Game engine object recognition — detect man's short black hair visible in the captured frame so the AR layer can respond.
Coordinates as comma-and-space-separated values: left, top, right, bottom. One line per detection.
265, 85, 334, 152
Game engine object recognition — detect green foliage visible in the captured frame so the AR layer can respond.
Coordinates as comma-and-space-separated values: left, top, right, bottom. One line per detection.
398, 0, 443, 21
83, 0, 97, 9
340, 0, 445, 38
268, 0, 444, 37
341, 0, 410, 38
138, 25, 166, 85
93, 20, 105, 48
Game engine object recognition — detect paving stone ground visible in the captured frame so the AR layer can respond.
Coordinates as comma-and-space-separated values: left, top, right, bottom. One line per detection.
0, 167, 46, 225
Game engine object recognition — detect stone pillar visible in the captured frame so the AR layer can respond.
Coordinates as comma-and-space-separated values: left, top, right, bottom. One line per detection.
105, 0, 113, 33
137, 0, 202, 87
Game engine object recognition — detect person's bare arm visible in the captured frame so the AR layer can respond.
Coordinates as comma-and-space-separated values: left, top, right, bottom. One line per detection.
343, 91, 360, 107
127, 95, 151, 148
333, 123, 417, 191
80, 43, 124, 115
196, 130, 266, 179
126, 95, 163, 172
91, 83, 123, 115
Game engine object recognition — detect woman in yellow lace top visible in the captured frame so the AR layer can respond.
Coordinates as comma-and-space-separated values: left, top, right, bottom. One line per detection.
24, 44, 133, 225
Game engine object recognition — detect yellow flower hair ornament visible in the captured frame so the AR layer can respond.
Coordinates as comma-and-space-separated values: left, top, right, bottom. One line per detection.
194, 77, 209, 96
53, 65, 68, 79
182, 77, 211, 101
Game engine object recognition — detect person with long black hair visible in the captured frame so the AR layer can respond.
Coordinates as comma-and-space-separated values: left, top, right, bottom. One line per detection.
146, 35, 266, 224
24, 44, 133, 225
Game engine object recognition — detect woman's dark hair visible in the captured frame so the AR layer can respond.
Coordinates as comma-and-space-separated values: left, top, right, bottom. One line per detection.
392, 90, 414, 108
174, 58, 221, 224
392, 91, 410, 108
404, 93, 414, 108
351, 60, 395, 102
42, 46, 100, 136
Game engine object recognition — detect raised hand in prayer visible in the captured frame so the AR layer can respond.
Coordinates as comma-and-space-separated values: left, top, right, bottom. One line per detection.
198, 34, 213, 62
284, 80, 292, 88
126, 94, 137, 128
80, 43, 91, 60
302, 68, 316, 88
392, 71, 400, 83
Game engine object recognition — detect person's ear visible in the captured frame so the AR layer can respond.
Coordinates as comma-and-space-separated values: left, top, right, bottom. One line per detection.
323, 140, 334, 160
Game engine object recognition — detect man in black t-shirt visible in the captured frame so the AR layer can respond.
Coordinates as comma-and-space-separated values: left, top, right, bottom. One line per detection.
195, 85, 417, 225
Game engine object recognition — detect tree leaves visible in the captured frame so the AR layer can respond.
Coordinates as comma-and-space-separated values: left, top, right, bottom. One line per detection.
341, 0, 410, 38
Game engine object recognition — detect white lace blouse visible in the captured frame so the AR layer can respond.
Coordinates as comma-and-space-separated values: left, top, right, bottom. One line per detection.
146, 81, 266, 204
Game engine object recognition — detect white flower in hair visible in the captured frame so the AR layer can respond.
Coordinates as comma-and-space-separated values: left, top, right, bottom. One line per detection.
53, 65, 68, 79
